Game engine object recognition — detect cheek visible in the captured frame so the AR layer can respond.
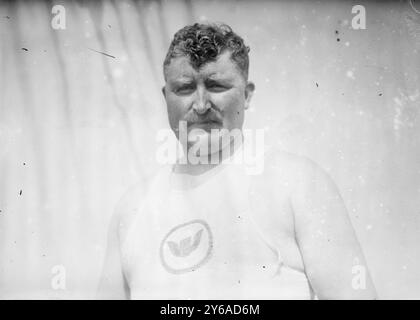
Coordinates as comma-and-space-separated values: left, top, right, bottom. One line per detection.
166, 96, 189, 122
166, 95, 188, 112
213, 91, 245, 126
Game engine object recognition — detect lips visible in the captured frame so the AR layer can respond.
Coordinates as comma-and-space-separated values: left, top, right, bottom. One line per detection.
195, 120, 220, 125
189, 121, 222, 131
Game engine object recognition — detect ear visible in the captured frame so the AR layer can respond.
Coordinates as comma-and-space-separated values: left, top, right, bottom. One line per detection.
244, 81, 255, 110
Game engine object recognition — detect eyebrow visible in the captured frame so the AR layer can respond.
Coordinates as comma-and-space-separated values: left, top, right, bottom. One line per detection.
207, 73, 225, 80
170, 78, 194, 86
169, 73, 193, 80
207, 72, 236, 82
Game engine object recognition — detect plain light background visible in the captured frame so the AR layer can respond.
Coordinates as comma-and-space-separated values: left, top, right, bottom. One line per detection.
0, 0, 419, 299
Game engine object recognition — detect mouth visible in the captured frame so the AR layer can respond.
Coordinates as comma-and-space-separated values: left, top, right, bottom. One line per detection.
188, 120, 222, 131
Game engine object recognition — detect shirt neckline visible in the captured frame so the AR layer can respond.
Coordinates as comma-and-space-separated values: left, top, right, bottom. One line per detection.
170, 143, 244, 191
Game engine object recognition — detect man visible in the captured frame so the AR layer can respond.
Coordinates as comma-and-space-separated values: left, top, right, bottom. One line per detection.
97, 23, 377, 299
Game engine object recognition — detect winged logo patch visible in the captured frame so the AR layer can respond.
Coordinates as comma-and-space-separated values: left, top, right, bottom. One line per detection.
160, 220, 213, 274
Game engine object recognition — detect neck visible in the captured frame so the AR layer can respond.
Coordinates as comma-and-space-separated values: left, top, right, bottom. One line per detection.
174, 133, 243, 176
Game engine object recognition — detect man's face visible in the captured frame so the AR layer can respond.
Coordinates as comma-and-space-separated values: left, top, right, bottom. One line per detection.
162, 51, 255, 148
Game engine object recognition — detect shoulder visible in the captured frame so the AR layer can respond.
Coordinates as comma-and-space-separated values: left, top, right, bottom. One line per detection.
260, 147, 330, 187
255, 147, 340, 206
263, 148, 344, 214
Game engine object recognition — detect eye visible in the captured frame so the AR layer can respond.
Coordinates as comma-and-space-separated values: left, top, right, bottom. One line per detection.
207, 83, 228, 93
175, 85, 195, 95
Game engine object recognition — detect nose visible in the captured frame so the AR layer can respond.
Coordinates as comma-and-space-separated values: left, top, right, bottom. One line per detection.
192, 88, 211, 115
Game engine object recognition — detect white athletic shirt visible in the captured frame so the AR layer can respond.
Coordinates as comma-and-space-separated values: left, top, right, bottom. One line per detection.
121, 146, 314, 299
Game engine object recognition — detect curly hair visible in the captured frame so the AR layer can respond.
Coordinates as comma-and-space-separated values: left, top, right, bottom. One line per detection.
163, 23, 250, 80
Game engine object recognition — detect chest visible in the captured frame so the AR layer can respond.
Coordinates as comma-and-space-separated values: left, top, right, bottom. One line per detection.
120, 167, 306, 298
124, 209, 280, 299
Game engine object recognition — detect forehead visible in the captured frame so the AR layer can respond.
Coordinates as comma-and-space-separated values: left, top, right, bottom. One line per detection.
164, 51, 243, 82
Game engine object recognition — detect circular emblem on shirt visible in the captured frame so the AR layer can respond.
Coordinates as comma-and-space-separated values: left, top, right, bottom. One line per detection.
410, 0, 420, 14
159, 219, 213, 274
